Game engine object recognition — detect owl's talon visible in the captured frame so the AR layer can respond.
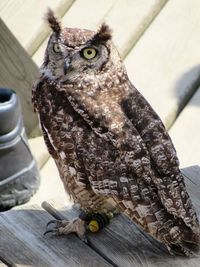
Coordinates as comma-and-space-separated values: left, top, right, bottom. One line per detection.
46, 219, 62, 228
44, 218, 86, 240
43, 229, 59, 236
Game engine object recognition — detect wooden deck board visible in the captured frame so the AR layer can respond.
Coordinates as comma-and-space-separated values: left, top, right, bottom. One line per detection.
104, 0, 167, 57
29, 136, 49, 169
0, 0, 74, 56
0, 204, 112, 267
0, 18, 38, 136
169, 87, 200, 167
0, 166, 200, 266
125, 0, 200, 128
29, 157, 67, 206
0, 261, 7, 267
33, 0, 166, 66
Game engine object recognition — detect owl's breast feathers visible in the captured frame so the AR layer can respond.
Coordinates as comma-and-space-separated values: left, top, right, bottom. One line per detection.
33, 76, 199, 254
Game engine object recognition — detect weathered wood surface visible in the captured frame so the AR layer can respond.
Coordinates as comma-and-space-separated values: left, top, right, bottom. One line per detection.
33, 0, 167, 66
125, 0, 200, 128
29, 157, 67, 206
29, 136, 49, 169
0, 260, 7, 267
0, 18, 39, 137
0, 0, 74, 56
0, 202, 112, 267
169, 86, 200, 167
104, 0, 167, 58
0, 166, 200, 267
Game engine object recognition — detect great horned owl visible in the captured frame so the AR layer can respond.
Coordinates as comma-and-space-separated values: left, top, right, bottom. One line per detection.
32, 10, 199, 255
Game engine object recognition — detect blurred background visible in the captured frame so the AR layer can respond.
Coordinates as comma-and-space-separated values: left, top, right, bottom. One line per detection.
0, 0, 200, 204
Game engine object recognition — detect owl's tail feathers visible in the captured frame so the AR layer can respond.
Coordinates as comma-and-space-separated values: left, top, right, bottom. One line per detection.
166, 226, 200, 256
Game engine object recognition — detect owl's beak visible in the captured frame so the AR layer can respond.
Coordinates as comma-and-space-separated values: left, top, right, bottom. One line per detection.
64, 58, 70, 75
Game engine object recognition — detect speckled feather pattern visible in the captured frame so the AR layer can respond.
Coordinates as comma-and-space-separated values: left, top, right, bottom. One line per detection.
32, 14, 199, 255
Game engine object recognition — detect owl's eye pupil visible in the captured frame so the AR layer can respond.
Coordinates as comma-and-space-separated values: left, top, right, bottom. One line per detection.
81, 47, 97, 60
53, 43, 61, 53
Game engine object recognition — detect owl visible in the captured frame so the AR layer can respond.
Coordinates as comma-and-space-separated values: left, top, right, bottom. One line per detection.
32, 9, 199, 256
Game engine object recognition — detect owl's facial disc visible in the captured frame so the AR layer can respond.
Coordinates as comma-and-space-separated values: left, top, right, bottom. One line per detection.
61, 43, 109, 82
58, 23, 113, 81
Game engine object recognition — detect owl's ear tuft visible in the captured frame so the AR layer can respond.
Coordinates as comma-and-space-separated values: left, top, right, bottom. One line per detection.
90, 23, 112, 45
45, 8, 61, 36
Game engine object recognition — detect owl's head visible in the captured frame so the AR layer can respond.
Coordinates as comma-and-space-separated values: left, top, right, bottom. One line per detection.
41, 9, 125, 84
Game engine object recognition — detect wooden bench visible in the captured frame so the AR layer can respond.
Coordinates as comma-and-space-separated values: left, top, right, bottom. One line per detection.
0, 166, 200, 266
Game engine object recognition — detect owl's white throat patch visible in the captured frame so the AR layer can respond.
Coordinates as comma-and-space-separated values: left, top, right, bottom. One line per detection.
40, 68, 57, 81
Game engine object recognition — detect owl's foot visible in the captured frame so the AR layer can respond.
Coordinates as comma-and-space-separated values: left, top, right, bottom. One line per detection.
44, 211, 113, 242
42, 201, 116, 242
44, 218, 87, 243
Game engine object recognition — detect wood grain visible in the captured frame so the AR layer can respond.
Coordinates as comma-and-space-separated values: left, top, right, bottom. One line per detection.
0, 260, 8, 267
104, 0, 167, 58
169, 87, 200, 167
28, 157, 67, 205
0, 19, 38, 136
29, 136, 49, 169
0, 204, 112, 267
125, 0, 200, 128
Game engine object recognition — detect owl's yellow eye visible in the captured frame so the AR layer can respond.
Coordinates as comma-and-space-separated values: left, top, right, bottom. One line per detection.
53, 43, 61, 53
81, 47, 97, 60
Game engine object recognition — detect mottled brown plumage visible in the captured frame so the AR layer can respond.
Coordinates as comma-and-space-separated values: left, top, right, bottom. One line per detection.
32, 10, 200, 255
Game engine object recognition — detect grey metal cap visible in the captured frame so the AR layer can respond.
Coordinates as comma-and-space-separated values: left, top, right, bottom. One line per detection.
0, 88, 22, 144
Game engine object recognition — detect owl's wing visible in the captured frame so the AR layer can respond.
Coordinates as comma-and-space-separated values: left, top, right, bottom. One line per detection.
120, 86, 199, 232
32, 76, 58, 158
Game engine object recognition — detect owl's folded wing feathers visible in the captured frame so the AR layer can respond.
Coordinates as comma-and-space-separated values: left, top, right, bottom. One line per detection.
120, 87, 199, 232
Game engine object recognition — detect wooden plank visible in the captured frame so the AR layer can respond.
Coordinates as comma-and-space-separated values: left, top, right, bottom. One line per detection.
169, 87, 200, 167
124, 0, 200, 128
0, 18, 38, 137
33, 0, 166, 66
0, 204, 112, 267
0, 260, 8, 267
0, 0, 74, 56
181, 166, 200, 212
29, 158, 68, 205
104, 0, 167, 57
47, 166, 200, 267
29, 136, 49, 169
